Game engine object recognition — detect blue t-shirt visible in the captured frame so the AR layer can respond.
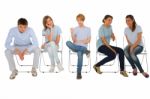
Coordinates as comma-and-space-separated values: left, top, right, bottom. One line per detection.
96, 24, 113, 50
42, 25, 62, 43
73, 26, 91, 48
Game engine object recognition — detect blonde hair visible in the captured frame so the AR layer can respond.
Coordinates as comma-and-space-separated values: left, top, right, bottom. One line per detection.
76, 14, 85, 21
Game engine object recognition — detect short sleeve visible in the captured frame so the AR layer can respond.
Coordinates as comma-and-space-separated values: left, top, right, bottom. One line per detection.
42, 29, 46, 36
137, 25, 142, 33
56, 26, 62, 35
87, 28, 91, 37
124, 28, 127, 35
98, 26, 105, 37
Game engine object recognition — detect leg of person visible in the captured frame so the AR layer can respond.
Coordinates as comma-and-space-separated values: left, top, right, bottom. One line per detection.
5, 49, 18, 79
124, 45, 137, 75
50, 42, 64, 72
111, 46, 128, 77
31, 47, 40, 77
93, 45, 116, 74
130, 46, 149, 78
76, 51, 84, 79
47, 46, 55, 72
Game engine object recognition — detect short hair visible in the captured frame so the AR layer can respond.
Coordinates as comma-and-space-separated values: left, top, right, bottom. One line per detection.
18, 18, 28, 25
76, 14, 85, 21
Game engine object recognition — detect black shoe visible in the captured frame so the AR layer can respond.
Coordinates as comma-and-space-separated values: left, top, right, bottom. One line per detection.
76, 73, 82, 80
86, 50, 90, 58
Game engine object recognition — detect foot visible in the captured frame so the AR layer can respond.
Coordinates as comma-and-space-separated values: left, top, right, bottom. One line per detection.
120, 71, 128, 77
49, 66, 55, 73
57, 63, 64, 72
86, 50, 90, 58
133, 69, 138, 76
142, 72, 149, 78
31, 68, 37, 77
76, 73, 82, 80
93, 65, 102, 74
10, 70, 18, 80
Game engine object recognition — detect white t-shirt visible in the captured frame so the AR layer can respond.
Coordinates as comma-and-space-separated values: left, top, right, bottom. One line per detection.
124, 25, 143, 46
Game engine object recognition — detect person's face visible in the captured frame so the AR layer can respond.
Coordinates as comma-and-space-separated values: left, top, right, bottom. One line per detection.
104, 18, 112, 26
46, 18, 53, 28
18, 24, 27, 33
77, 18, 84, 26
126, 18, 133, 28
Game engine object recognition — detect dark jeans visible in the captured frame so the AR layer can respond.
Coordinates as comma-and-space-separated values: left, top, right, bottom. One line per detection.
95, 45, 125, 71
124, 45, 144, 73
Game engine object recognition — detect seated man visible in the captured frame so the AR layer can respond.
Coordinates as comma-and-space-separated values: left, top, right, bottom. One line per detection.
5, 18, 40, 79
66, 14, 91, 80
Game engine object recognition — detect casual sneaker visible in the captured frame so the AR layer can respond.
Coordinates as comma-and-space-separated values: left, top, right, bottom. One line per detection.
142, 72, 149, 78
133, 69, 138, 76
49, 66, 55, 73
86, 50, 90, 58
57, 63, 64, 72
31, 68, 37, 77
10, 70, 18, 80
76, 73, 82, 80
120, 71, 128, 77
93, 65, 102, 74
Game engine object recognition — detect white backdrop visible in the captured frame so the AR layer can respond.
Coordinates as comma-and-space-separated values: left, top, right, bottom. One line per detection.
0, 0, 150, 99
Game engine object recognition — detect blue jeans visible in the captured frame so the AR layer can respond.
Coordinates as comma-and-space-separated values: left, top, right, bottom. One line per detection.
66, 41, 87, 73
124, 45, 144, 73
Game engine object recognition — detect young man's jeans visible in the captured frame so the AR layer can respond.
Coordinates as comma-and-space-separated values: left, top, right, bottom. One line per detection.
95, 45, 125, 71
124, 45, 144, 73
44, 41, 61, 67
5, 46, 40, 71
66, 41, 87, 73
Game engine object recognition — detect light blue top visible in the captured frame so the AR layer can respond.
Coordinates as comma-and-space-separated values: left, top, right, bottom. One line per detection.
73, 26, 91, 48
5, 27, 39, 52
124, 25, 143, 46
96, 24, 113, 50
42, 25, 62, 43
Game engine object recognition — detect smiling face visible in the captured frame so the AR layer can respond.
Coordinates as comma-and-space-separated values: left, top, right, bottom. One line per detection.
45, 18, 54, 28
104, 17, 113, 26
18, 24, 27, 33
126, 17, 134, 28
77, 18, 84, 27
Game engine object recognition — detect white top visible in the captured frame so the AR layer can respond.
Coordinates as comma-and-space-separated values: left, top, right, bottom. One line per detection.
124, 25, 143, 46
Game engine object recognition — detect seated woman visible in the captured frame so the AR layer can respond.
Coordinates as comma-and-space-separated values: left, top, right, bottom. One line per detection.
41, 15, 64, 73
124, 15, 149, 78
94, 15, 128, 77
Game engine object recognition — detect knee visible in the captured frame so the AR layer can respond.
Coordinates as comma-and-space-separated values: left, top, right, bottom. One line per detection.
5, 49, 12, 56
109, 52, 116, 59
33, 47, 41, 55
66, 41, 71, 46
118, 48, 124, 54
130, 53, 136, 60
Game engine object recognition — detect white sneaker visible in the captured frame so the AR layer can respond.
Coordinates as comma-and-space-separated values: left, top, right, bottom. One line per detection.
57, 63, 64, 72
10, 70, 18, 79
31, 68, 37, 77
49, 66, 55, 73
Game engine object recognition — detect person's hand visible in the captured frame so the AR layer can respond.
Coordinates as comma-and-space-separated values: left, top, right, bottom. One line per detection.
15, 48, 24, 61
112, 35, 115, 41
112, 49, 117, 55
41, 43, 46, 49
130, 46, 134, 53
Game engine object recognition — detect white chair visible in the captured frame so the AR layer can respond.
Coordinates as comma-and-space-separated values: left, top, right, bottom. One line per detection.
123, 36, 148, 73
68, 41, 91, 73
95, 36, 119, 73
39, 36, 63, 73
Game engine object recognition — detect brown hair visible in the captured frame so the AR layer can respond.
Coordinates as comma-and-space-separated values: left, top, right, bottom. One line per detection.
76, 14, 85, 21
102, 15, 113, 23
43, 15, 54, 29
126, 15, 136, 32
18, 18, 28, 25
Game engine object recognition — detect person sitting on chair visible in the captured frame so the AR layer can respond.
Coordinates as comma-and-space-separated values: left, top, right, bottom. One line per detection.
5, 18, 40, 79
124, 15, 149, 78
93, 15, 128, 77
41, 15, 64, 72
66, 14, 91, 79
